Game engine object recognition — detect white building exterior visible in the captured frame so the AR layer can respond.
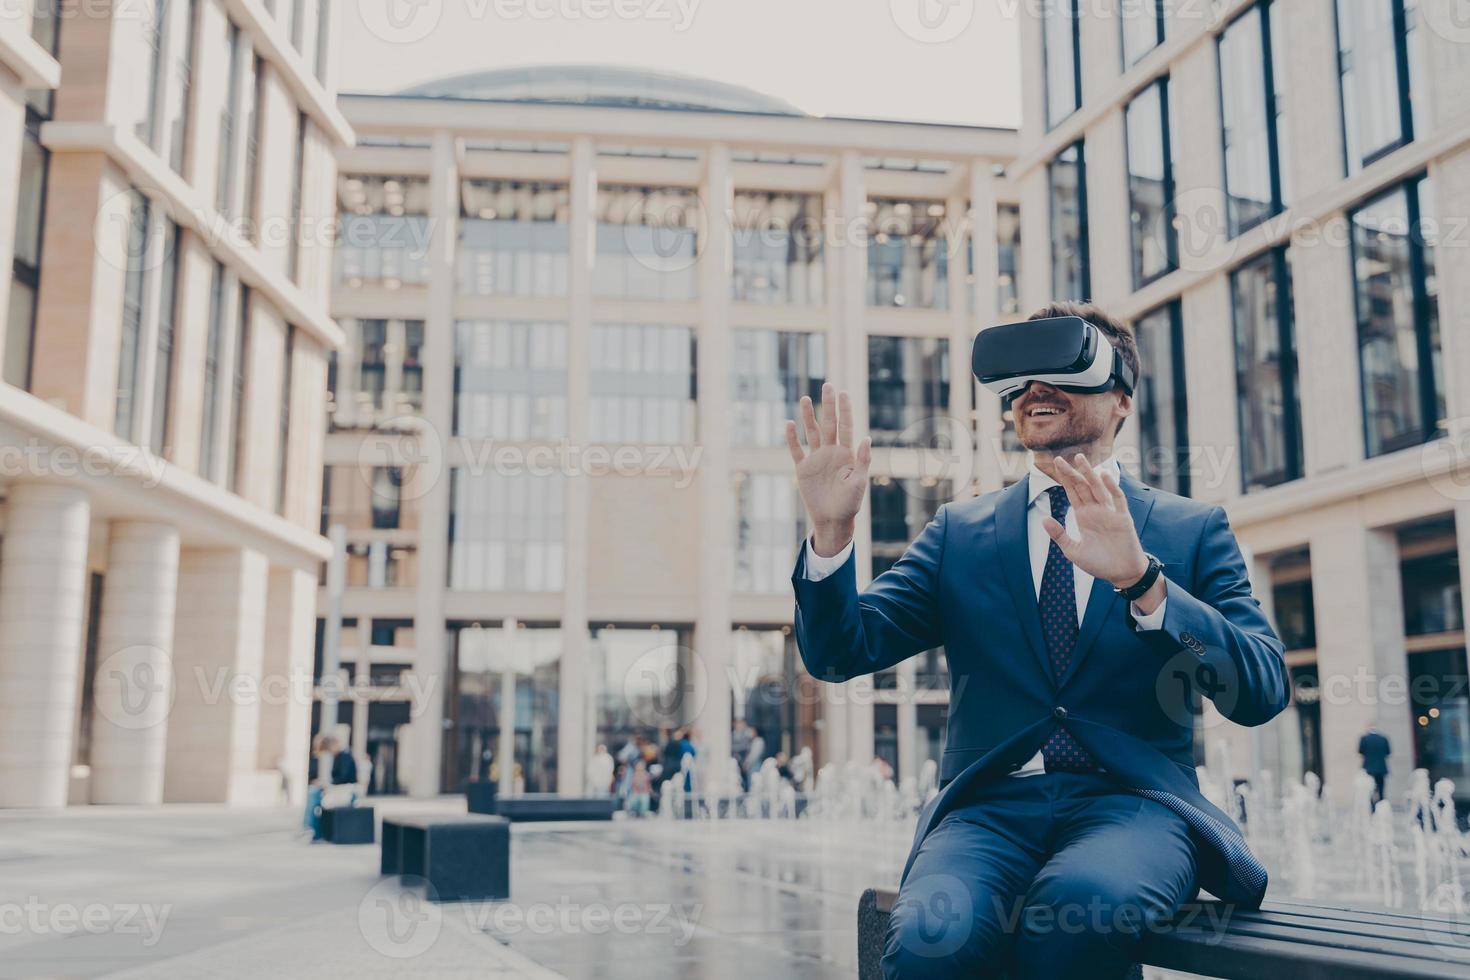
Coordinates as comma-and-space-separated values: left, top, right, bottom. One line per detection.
323, 67, 1020, 796
0, 0, 349, 806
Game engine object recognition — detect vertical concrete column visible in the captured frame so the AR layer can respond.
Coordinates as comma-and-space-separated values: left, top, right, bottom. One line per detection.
839, 151, 875, 766
163, 548, 269, 803
1310, 522, 1415, 806
256, 566, 317, 805
408, 130, 458, 797
694, 142, 735, 782
89, 521, 181, 804
0, 483, 91, 807
498, 620, 518, 798
1428, 149, 1470, 437
818, 182, 847, 770
556, 136, 596, 795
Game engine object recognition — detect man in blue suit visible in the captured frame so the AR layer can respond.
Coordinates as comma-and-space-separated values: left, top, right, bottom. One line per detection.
784, 302, 1290, 978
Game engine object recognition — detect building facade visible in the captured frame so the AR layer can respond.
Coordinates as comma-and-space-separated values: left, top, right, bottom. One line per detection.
1017, 0, 1470, 804
323, 66, 1019, 797
0, 0, 349, 806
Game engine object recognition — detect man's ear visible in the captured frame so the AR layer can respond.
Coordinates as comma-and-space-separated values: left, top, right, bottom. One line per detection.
1114, 391, 1134, 425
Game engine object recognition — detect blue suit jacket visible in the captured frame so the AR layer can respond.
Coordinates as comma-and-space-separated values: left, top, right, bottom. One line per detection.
791, 472, 1291, 907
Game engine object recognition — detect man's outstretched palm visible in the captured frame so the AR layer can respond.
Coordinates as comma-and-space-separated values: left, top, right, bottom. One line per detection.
785, 383, 871, 556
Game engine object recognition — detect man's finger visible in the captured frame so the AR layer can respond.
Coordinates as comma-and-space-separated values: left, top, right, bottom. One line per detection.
856, 436, 872, 471
1101, 468, 1128, 510
1042, 515, 1073, 552
800, 395, 822, 448
1077, 454, 1111, 509
837, 390, 854, 448
820, 383, 838, 444
1054, 456, 1095, 506
784, 420, 806, 465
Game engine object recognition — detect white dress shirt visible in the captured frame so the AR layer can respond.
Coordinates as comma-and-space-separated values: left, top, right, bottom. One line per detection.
803, 456, 1166, 775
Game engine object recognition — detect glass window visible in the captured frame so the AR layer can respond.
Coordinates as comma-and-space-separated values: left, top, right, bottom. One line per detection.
1043, 0, 1080, 129
115, 193, 151, 439
1218, 1, 1289, 237
1401, 552, 1462, 636
448, 470, 566, 591
275, 325, 294, 514
148, 222, 182, 457
1409, 647, 1470, 788
288, 112, 307, 282
1231, 247, 1302, 490
996, 203, 1021, 316
870, 477, 951, 578
733, 472, 804, 594
589, 323, 695, 444
216, 23, 243, 215
1336, 0, 1423, 173
454, 320, 568, 440
199, 262, 226, 479
336, 175, 433, 287
1048, 142, 1089, 301
449, 624, 561, 794
459, 180, 570, 297
370, 467, 402, 530
1125, 80, 1176, 288
731, 191, 824, 305
1134, 302, 1190, 496
5, 114, 48, 389
1269, 550, 1317, 650
243, 54, 263, 237
868, 336, 950, 448
226, 286, 251, 493
1121, 0, 1165, 67
730, 330, 826, 448
867, 199, 950, 310
1352, 177, 1442, 457
594, 185, 699, 301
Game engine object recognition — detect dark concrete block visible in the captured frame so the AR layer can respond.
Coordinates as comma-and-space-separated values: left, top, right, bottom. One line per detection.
492, 794, 615, 822
321, 806, 375, 845
380, 815, 510, 902
464, 781, 498, 815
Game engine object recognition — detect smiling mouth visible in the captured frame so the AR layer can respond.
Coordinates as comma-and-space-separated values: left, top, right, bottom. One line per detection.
1025, 405, 1067, 418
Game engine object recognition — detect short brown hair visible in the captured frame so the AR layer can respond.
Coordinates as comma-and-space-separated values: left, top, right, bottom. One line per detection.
1027, 301, 1141, 433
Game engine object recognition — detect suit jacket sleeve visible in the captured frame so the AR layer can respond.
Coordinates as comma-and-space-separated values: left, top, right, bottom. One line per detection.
790, 505, 947, 682
1147, 505, 1291, 727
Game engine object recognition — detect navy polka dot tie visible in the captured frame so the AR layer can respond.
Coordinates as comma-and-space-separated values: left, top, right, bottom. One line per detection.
1039, 486, 1099, 773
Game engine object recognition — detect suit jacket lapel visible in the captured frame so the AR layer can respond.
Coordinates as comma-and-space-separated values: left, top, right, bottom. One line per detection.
1058, 472, 1156, 689
995, 475, 1053, 680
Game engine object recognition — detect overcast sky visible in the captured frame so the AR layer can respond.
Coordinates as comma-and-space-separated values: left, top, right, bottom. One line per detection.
338, 0, 1022, 128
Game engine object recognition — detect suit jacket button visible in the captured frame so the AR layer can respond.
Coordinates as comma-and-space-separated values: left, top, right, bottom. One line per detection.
1052, 706, 1068, 720
1180, 632, 1194, 644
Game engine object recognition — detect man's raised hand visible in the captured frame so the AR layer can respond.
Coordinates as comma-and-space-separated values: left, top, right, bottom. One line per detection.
785, 383, 871, 557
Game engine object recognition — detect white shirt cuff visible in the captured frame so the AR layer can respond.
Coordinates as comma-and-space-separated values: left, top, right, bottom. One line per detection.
1130, 596, 1167, 631
803, 536, 854, 582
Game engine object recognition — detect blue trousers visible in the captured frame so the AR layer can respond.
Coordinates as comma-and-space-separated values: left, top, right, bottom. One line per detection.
883, 772, 1198, 980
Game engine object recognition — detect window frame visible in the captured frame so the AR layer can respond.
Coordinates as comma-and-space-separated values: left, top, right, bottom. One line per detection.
1048, 141, 1091, 301
1333, 0, 1418, 175
1124, 77, 1178, 290
1216, 0, 1288, 239
1230, 246, 1303, 490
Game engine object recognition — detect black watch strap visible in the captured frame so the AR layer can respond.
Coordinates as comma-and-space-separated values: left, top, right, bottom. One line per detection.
1115, 554, 1163, 602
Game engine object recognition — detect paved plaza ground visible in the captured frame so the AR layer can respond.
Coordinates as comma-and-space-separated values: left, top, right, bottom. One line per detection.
0, 800, 916, 979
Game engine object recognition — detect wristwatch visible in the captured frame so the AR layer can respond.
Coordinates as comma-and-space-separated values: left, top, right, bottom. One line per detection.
1115, 553, 1164, 602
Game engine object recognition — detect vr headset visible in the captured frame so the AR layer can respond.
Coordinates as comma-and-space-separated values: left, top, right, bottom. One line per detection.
972, 316, 1136, 402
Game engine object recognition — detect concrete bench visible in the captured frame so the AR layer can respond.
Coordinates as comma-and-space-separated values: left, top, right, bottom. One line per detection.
491, 794, 616, 822
381, 814, 510, 902
319, 805, 374, 844
857, 887, 1470, 979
